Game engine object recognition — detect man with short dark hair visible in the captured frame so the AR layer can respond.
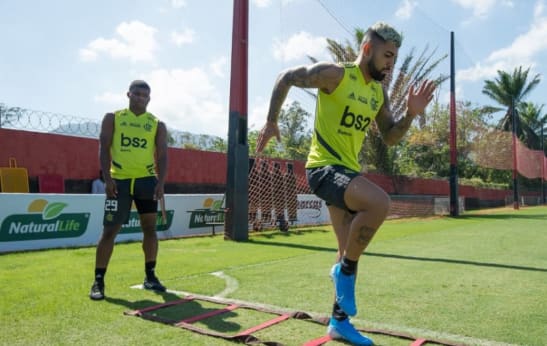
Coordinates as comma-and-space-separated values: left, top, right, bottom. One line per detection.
89, 80, 168, 300
256, 22, 436, 345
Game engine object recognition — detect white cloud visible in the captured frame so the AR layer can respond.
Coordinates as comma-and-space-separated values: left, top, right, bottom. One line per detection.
252, 0, 297, 8
458, 61, 513, 82
249, 97, 270, 131
248, 96, 297, 132
210, 56, 228, 78
440, 84, 465, 105
171, 28, 195, 46
534, 0, 545, 18
452, 0, 495, 18
457, 7, 547, 82
170, 0, 187, 9
395, 0, 417, 20
94, 91, 125, 106
487, 19, 547, 63
79, 21, 158, 63
252, 0, 272, 8
94, 68, 227, 136
146, 68, 227, 137
273, 31, 328, 62
79, 49, 98, 62
452, 0, 513, 18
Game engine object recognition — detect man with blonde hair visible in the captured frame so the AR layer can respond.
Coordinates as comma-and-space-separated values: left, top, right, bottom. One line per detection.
256, 22, 436, 345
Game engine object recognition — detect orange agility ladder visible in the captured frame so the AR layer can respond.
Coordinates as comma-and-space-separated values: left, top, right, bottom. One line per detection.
0, 157, 29, 192
125, 294, 467, 346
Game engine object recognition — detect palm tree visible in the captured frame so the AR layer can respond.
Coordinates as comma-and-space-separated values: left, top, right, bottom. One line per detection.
517, 102, 546, 149
311, 28, 448, 173
482, 66, 541, 145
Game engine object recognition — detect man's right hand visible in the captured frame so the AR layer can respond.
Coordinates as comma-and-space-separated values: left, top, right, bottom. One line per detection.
256, 121, 281, 153
105, 178, 117, 198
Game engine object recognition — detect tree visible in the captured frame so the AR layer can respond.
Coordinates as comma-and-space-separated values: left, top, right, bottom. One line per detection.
482, 66, 541, 146
517, 102, 546, 150
209, 137, 227, 153
278, 101, 312, 161
248, 101, 311, 160
396, 100, 512, 186
248, 129, 282, 158
166, 129, 176, 147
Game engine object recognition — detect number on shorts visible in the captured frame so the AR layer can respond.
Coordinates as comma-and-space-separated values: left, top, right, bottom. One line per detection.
105, 200, 118, 212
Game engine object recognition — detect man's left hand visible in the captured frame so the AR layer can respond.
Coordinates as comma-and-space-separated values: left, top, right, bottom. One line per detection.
407, 80, 436, 118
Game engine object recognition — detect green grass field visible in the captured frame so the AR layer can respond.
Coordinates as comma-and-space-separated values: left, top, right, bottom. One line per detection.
1, 206, 546, 346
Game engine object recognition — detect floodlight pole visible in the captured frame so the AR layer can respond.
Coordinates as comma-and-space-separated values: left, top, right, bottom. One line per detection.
225, 0, 249, 241
542, 124, 545, 204
449, 32, 459, 216
511, 98, 519, 210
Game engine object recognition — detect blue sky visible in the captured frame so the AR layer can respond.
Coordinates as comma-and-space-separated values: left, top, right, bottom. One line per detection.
1, 0, 546, 138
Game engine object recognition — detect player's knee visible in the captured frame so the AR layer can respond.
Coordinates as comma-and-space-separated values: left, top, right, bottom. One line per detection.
101, 225, 120, 241
139, 213, 157, 231
381, 193, 391, 216
373, 191, 391, 219
141, 223, 157, 236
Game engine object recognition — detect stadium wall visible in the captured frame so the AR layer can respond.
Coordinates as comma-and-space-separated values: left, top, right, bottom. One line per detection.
0, 128, 514, 212
0, 128, 228, 193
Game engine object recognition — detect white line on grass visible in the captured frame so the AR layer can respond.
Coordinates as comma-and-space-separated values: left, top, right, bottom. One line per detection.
210, 271, 239, 297
164, 254, 318, 283
130, 270, 239, 298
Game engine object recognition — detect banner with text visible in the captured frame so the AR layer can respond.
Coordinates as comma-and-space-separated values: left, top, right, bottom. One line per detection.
0, 193, 329, 253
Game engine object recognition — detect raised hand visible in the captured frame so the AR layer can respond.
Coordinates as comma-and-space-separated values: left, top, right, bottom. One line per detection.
256, 121, 281, 153
407, 80, 436, 117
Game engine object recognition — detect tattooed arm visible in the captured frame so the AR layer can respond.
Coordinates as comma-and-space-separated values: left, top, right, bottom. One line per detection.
256, 62, 343, 153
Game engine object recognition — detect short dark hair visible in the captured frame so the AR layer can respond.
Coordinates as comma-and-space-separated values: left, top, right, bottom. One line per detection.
129, 80, 150, 91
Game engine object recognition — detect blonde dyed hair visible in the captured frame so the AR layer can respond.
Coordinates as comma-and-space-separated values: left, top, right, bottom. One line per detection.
363, 22, 403, 48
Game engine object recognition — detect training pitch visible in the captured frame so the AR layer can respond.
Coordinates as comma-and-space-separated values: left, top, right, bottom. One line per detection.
1, 206, 546, 345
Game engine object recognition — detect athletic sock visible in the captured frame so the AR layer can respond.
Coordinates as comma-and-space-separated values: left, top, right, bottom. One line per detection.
332, 302, 349, 321
145, 261, 157, 280
340, 256, 357, 275
95, 268, 106, 283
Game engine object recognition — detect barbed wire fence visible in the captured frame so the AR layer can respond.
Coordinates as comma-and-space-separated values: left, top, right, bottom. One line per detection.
0, 103, 101, 138
0, 103, 226, 151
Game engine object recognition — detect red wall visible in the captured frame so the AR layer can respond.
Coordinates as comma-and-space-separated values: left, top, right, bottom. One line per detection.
0, 128, 227, 184
1, 129, 100, 179
365, 173, 510, 199
0, 128, 511, 199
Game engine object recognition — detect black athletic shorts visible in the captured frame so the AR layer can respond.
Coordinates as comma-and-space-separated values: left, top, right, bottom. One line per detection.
103, 176, 158, 226
306, 165, 361, 212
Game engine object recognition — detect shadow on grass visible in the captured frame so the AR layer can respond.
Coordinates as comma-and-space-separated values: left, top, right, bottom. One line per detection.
104, 290, 182, 310
106, 291, 241, 333
457, 213, 547, 221
365, 252, 547, 273
250, 228, 331, 239
249, 239, 547, 273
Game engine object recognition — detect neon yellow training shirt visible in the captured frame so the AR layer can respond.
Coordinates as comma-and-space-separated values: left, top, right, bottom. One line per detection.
110, 109, 159, 179
306, 63, 385, 172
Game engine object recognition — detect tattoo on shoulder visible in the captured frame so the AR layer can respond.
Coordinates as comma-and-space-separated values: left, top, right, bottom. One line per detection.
287, 64, 333, 88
